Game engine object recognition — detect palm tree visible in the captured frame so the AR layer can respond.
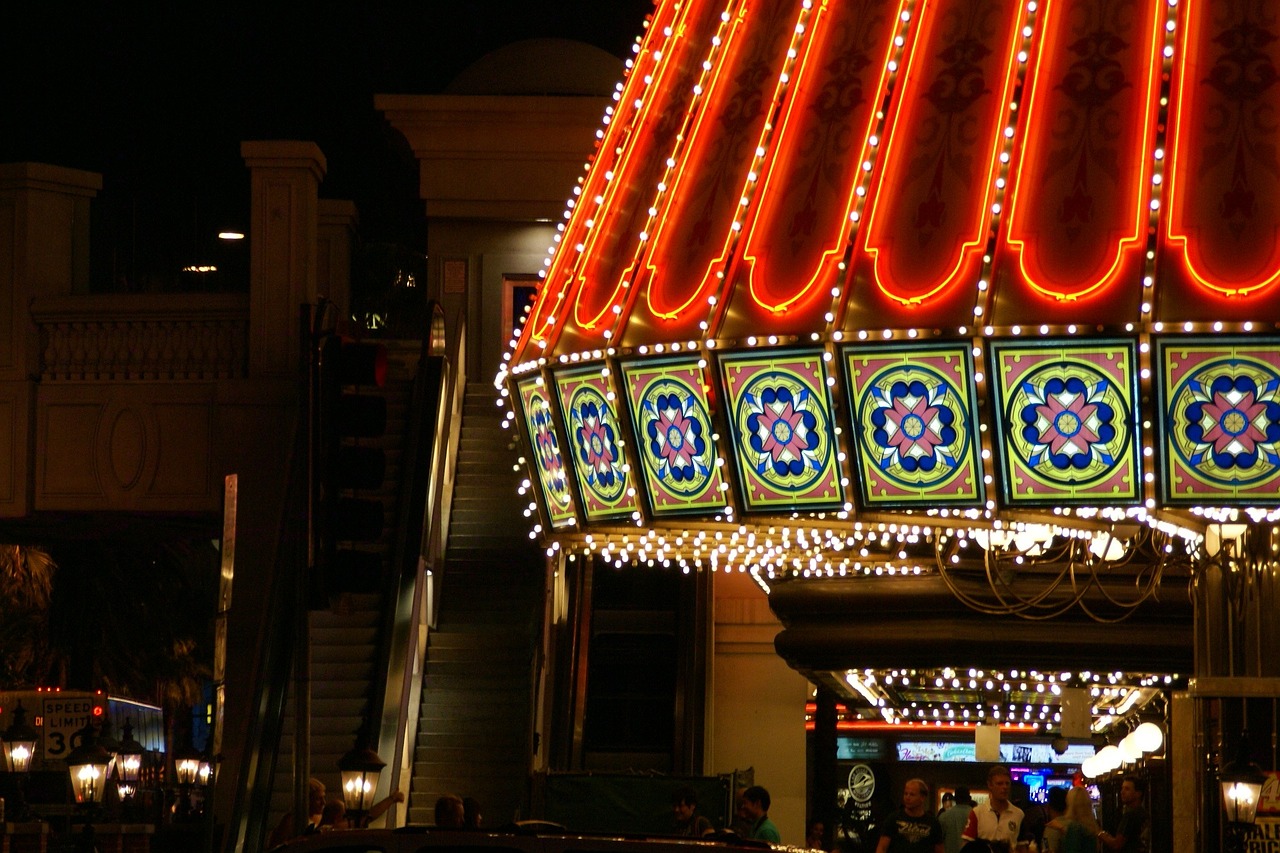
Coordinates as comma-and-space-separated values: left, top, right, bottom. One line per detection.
0, 538, 215, 717
0, 545, 57, 687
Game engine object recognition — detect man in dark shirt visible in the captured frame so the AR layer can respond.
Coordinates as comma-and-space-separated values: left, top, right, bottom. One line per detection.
1098, 776, 1147, 853
876, 779, 945, 853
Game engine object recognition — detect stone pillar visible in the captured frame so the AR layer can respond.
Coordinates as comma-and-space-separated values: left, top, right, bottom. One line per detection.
0, 162, 102, 516
317, 199, 358, 324
711, 572, 809, 844
240, 141, 326, 378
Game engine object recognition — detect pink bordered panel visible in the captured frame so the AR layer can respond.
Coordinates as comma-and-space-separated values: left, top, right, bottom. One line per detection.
1157, 0, 1280, 322
718, 349, 844, 512
1155, 337, 1280, 506
554, 366, 640, 522
843, 342, 984, 509
515, 375, 577, 529
991, 0, 1161, 326
619, 357, 728, 517
844, 0, 1025, 330
988, 339, 1142, 507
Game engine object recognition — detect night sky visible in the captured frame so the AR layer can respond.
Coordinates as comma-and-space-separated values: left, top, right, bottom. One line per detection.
1, 1, 652, 284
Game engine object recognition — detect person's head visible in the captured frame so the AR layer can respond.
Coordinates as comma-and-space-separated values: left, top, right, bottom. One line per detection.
463, 796, 483, 828
308, 778, 326, 815
940, 792, 955, 811
986, 765, 1012, 805
742, 786, 771, 820
902, 778, 929, 816
321, 799, 348, 830
953, 786, 972, 807
1119, 775, 1145, 807
435, 794, 465, 828
806, 819, 825, 846
1065, 787, 1097, 829
672, 786, 699, 823
1046, 786, 1067, 816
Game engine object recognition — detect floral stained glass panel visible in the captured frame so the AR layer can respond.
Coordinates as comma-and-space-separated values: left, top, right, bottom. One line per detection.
989, 340, 1141, 507
516, 375, 576, 529
555, 367, 639, 521
620, 358, 727, 517
1156, 337, 1280, 505
844, 344, 984, 509
719, 350, 844, 512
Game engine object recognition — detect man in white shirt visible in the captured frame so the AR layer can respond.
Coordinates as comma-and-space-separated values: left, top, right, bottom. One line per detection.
960, 766, 1024, 852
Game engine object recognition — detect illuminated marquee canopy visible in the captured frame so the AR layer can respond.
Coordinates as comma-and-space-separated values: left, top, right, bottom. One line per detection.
499, 0, 1280, 612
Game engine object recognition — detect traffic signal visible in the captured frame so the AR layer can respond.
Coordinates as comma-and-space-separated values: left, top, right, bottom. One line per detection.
316, 335, 389, 602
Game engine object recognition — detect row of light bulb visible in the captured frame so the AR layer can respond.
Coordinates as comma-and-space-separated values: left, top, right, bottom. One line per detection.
1080, 722, 1166, 779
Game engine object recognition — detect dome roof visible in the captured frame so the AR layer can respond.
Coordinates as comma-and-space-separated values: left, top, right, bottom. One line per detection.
446, 38, 624, 97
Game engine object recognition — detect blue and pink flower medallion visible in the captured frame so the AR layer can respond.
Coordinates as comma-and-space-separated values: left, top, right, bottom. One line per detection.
721, 351, 842, 510
1157, 338, 1280, 503
516, 376, 575, 527
990, 341, 1140, 506
845, 344, 983, 508
556, 368, 638, 520
621, 359, 727, 515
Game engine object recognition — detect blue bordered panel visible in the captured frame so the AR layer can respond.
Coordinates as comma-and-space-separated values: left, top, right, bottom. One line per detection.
718, 348, 844, 512
843, 342, 985, 509
1155, 336, 1280, 506
988, 338, 1142, 507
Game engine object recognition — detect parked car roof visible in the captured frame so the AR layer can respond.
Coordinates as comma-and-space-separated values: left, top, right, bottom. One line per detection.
268, 826, 781, 853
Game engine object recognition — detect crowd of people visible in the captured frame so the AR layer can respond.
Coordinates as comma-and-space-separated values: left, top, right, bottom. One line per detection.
862, 765, 1148, 853
266, 765, 1147, 853
267, 777, 407, 847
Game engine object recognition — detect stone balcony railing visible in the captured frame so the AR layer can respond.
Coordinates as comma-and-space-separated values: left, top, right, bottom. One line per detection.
30, 293, 249, 382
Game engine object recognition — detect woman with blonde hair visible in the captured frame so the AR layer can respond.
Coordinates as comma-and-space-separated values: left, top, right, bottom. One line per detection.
1061, 787, 1100, 853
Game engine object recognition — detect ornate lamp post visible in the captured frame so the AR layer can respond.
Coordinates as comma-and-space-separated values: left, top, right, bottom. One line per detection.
1220, 735, 1266, 852
337, 739, 385, 828
112, 721, 146, 817
172, 741, 202, 821
66, 725, 114, 820
2, 701, 39, 821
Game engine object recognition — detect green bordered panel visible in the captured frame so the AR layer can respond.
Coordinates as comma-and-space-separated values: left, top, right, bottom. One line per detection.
554, 365, 640, 522
718, 348, 844, 512
843, 342, 984, 509
515, 374, 576, 529
1155, 336, 1280, 506
988, 339, 1141, 507
619, 357, 728, 517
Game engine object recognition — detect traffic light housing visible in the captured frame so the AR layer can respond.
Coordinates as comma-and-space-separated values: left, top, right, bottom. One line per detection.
315, 335, 389, 603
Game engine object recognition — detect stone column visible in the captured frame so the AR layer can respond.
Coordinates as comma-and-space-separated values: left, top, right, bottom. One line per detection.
0, 162, 101, 516
240, 141, 326, 377
317, 199, 358, 326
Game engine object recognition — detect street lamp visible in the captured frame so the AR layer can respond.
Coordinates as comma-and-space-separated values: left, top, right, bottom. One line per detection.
3, 701, 38, 774
112, 721, 146, 806
66, 725, 114, 812
1220, 734, 1266, 852
338, 741, 386, 827
173, 740, 203, 820
3, 701, 39, 821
